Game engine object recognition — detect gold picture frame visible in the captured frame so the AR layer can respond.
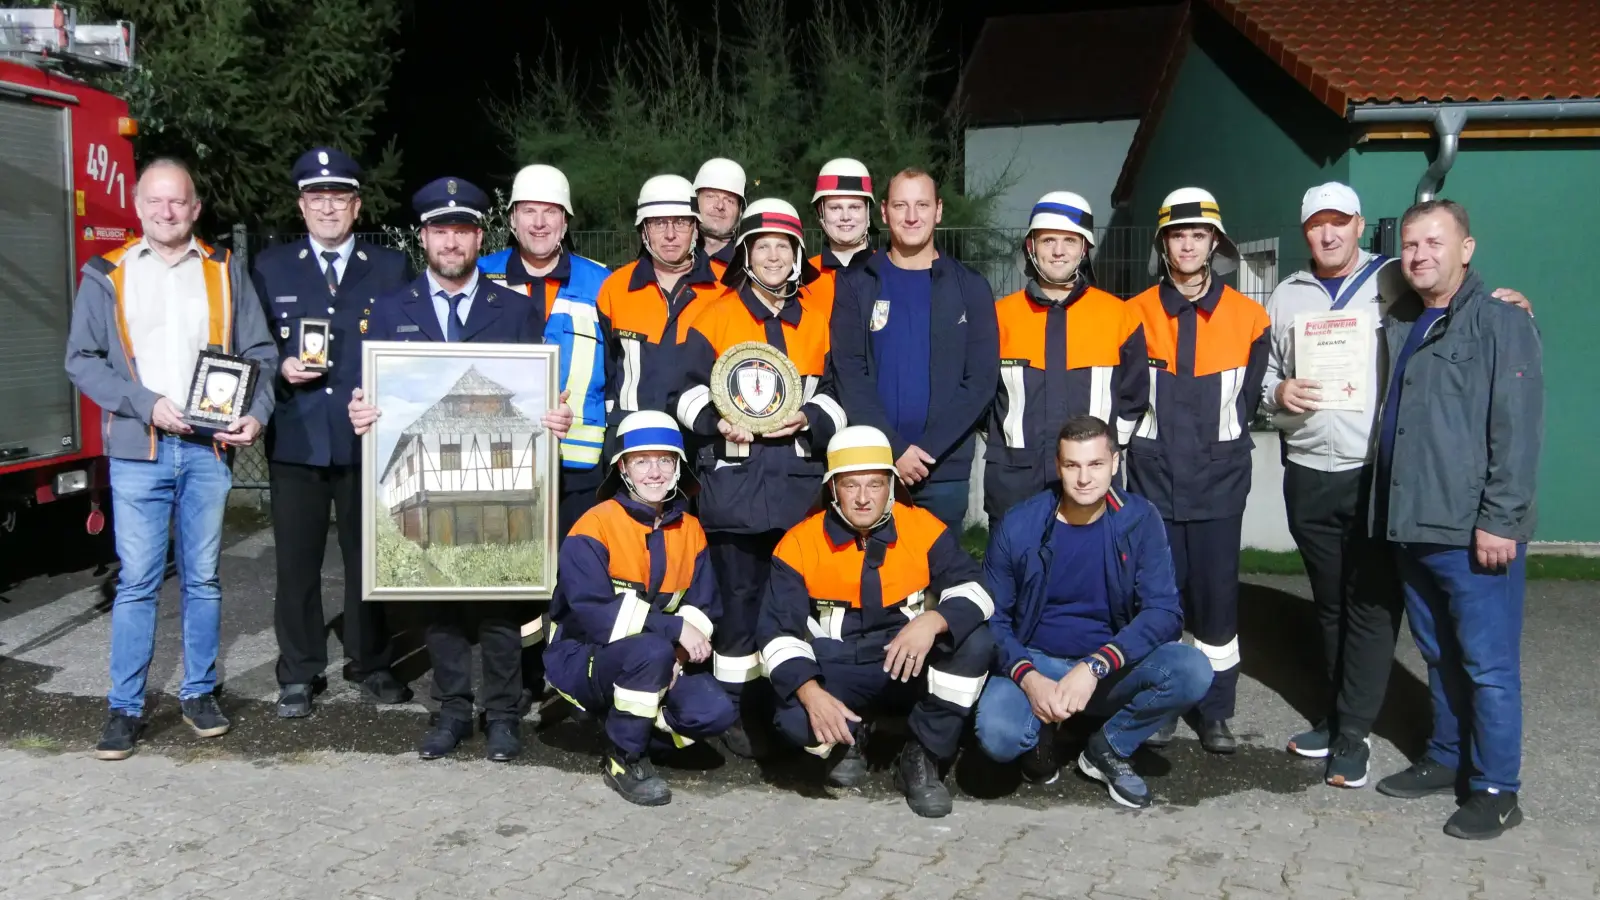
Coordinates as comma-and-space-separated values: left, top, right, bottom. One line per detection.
360, 341, 561, 601
709, 341, 804, 434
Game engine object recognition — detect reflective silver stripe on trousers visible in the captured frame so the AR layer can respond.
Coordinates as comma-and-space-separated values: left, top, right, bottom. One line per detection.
619, 337, 642, 411
1000, 365, 1027, 448
1188, 634, 1241, 671
817, 603, 847, 639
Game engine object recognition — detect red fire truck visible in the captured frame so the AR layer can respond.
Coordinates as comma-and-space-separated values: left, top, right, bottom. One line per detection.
0, 7, 136, 539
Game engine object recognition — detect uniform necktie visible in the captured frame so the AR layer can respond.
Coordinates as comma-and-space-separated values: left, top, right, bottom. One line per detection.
321, 251, 340, 294
446, 293, 466, 342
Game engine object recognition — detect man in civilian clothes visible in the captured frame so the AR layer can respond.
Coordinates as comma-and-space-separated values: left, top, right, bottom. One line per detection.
829, 169, 1000, 532
347, 177, 573, 762
1370, 200, 1542, 841
254, 147, 413, 719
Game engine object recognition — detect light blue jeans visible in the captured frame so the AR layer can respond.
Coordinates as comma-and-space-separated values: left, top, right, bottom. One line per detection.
107, 435, 233, 715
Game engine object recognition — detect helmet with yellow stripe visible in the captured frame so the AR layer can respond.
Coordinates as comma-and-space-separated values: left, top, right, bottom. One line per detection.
823, 426, 909, 530
1148, 186, 1239, 277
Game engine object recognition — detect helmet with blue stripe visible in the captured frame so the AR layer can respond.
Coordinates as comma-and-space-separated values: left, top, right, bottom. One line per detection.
1024, 191, 1097, 287
600, 411, 698, 500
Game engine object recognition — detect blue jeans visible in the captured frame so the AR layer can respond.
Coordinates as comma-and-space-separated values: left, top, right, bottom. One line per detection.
107, 435, 233, 715
912, 478, 969, 534
974, 642, 1213, 760
1394, 542, 1525, 793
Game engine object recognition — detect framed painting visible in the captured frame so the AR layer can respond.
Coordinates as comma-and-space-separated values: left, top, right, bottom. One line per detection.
361, 341, 561, 601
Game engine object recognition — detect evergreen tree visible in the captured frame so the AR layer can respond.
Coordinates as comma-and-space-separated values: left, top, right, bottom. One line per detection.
26, 0, 404, 230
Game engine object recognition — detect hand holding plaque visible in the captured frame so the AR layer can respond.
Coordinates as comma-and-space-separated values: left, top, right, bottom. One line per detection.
183, 350, 261, 435
298, 318, 331, 371
710, 341, 804, 435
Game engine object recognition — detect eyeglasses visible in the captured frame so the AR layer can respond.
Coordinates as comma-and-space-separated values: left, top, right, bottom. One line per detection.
304, 195, 356, 211
644, 217, 696, 235
624, 456, 678, 473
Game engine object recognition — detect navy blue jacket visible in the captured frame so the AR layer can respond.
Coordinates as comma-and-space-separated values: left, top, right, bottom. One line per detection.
983, 486, 1183, 682
253, 239, 409, 466
367, 274, 544, 344
829, 253, 1000, 483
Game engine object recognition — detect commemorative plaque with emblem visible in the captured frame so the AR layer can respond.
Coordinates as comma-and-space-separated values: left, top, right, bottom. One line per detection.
709, 341, 803, 434
182, 350, 261, 434
298, 318, 331, 371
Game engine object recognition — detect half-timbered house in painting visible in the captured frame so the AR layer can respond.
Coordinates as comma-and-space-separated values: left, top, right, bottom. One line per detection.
379, 366, 545, 548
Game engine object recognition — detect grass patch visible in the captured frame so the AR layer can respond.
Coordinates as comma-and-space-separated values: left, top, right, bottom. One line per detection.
958, 525, 1600, 580
9, 734, 63, 753
374, 514, 546, 588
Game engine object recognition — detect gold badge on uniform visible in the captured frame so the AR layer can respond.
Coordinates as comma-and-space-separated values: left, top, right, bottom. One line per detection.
279, 326, 290, 339
359, 319, 368, 334
870, 299, 891, 332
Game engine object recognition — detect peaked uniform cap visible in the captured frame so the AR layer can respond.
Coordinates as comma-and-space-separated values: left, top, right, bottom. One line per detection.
293, 147, 361, 191
636, 174, 698, 226
812, 158, 875, 204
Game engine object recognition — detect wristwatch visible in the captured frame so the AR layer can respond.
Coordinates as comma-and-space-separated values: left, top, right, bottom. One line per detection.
1086, 655, 1111, 680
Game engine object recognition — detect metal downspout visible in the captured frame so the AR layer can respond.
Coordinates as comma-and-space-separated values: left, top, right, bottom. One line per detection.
1416, 108, 1467, 202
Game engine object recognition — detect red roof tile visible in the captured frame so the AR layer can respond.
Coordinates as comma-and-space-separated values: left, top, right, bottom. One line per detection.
1204, 0, 1600, 112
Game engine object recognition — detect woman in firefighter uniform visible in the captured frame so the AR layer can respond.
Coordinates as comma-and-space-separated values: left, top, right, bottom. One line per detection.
807, 158, 878, 302
757, 426, 995, 818
544, 411, 737, 806
985, 192, 1149, 529
1124, 188, 1270, 754
667, 199, 849, 759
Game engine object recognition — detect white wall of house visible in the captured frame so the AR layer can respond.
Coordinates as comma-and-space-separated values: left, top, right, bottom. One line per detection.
964, 120, 1141, 233
383, 431, 540, 510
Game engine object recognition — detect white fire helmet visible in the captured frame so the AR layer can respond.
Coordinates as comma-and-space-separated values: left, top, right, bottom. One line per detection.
692, 157, 747, 201
1148, 186, 1239, 277
601, 410, 696, 500
811, 158, 875, 204
634, 174, 698, 226
822, 425, 909, 529
509, 164, 573, 216
1024, 191, 1097, 286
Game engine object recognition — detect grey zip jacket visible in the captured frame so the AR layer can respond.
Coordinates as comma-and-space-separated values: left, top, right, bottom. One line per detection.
1260, 249, 1406, 472
1370, 269, 1543, 545
64, 238, 276, 461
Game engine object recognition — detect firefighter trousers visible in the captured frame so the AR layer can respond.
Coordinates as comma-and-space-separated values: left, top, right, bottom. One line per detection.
544, 633, 738, 756
1163, 515, 1244, 722
707, 530, 784, 709
773, 624, 994, 761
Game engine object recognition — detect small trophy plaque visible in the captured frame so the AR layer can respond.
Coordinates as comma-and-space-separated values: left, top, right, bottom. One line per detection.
298, 318, 331, 371
182, 350, 261, 434
709, 341, 803, 434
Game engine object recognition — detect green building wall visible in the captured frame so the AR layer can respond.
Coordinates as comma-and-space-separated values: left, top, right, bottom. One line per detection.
1118, 12, 1599, 540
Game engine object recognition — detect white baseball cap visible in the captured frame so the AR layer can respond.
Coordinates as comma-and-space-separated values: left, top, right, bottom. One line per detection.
1301, 182, 1361, 224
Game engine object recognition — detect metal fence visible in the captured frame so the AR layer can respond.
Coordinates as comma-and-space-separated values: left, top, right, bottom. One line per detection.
227, 222, 1345, 489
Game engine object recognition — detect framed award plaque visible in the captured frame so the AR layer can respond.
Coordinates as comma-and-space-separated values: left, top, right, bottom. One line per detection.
182, 351, 261, 433
298, 318, 331, 371
709, 341, 803, 434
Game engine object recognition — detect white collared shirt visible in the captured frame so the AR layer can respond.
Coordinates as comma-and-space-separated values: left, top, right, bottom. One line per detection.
121, 237, 209, 404
426, 268, 480, 338
308, 234, 356, 284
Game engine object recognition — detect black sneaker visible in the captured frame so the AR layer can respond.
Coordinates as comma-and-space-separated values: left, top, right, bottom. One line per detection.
825, 739, 868, 789
603, 749, 672, 806
1444, 789, 1522, 840
1077, 730, 1151, 809
484, 719, 521, 762
894, 739, 953, 818
1324, 735, 1372, 789
94, 713, 142, 761
1376, 758, 1456, 799
277, 683, 314, 719
1287, 720, 1332, 758
1021, 723, 1059, 784
1145, 717, 1178, 749
180, 695, 232, 738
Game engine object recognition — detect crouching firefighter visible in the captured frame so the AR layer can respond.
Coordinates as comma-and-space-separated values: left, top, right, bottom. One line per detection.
668, 198, 848, 759
757, 426, 996, 818
544, 412, 738, 806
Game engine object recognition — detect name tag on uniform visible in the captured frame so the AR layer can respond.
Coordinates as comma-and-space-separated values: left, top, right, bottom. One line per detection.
396, 324, 420, 333
274, 295, 297, 304
870, 300, 891, 332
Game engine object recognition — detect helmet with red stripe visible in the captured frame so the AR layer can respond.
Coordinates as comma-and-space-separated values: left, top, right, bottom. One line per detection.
722, 198, 816, 291
811, 158, 875, 204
